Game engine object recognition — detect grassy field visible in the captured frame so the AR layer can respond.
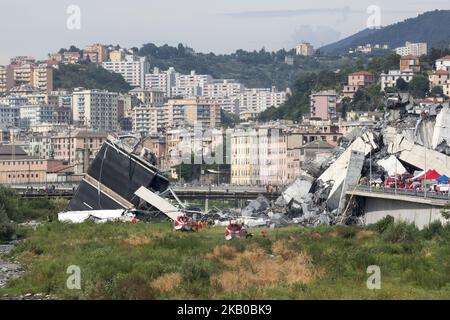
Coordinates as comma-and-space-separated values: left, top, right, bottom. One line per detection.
1, 217, 450, 300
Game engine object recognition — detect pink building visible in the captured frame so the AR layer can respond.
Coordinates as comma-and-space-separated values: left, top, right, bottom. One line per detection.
343, 71, 375, 98
310, 90, 337, 120
51, 130, 107, 164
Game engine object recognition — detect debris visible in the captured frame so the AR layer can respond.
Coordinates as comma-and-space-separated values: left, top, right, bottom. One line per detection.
241, 195, 270, 217
58, 209, 135, 224
376, 155, 407, 176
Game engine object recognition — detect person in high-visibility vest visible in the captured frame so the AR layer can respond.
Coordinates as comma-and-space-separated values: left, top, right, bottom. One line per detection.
174, 214, 189, 231
225, 220, 241, 240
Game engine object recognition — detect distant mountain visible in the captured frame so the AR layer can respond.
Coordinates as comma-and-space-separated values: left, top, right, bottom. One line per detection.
320, 10, 450, 54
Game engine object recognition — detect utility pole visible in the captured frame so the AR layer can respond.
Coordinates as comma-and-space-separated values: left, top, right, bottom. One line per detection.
369, 150, 372, 192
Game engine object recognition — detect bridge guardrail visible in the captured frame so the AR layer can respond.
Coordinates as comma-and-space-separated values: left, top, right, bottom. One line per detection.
349, 184, 450, 201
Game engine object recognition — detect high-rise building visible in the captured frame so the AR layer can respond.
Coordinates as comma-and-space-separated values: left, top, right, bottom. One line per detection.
144, 67, 177, 97
238, 87, 287, 113
165, 97, 221, 129
102, 55, 150, 88
172, 70, 213, 97
132, 106, 165, 134
203, 79, 244, 98
72, 89, 119, 131
129, 88, 165, 107
10, 63, 53, 93
395, 41, 427, 56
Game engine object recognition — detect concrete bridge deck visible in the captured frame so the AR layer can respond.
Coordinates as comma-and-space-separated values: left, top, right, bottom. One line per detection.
346, 185, 449, 206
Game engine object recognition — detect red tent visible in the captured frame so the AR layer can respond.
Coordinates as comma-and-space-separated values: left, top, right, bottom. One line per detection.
416, 169, 441, 180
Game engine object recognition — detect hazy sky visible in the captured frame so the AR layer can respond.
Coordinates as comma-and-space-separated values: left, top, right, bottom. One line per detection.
0, 0, 449, 64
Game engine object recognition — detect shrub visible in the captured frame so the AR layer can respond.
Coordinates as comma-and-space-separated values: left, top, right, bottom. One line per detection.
381, 222, 419, 243
369, 215, 394, 234
0, 207, 16, 242
336, 225, 358, 239
421, 221, 444, 240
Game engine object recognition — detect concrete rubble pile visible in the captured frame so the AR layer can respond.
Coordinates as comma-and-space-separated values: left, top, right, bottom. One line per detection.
238, 97, 450, 228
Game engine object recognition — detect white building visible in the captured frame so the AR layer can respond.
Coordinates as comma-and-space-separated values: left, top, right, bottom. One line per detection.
203, 79, 244, 99
238, 87, 287, 113
132, 106, 165, 134
102, 55, 150, 88
436, 55, 450, 71
144, 67, 177, 97
395, 42, 428, 56
380, 70, 415, 92
231, 126, 287, 186
19, 105, 56, 128
172, 70, 213, 97
72, 89, 119, 131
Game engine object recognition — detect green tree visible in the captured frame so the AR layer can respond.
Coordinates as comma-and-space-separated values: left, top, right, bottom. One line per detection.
408, 74, 430, 98
430, 85, 444, 97
396, 78, 409, 91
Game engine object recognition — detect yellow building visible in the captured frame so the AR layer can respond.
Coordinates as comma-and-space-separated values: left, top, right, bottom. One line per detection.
165, 97, 221, 129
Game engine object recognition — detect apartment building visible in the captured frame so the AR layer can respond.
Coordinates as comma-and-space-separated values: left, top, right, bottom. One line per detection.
0, 104, 20, 127
132, 106, 164, 134
230, 127, 287, 186
395, 41, 427, 57
72, 89, 119, 131
84, 43, 109, 64
109, 50, 126, 62
172, 70, 213, 97
165, 97, 221, 129
238, 87, 287, 113
429, 70, 450, 90
310, 90, 337, 120
0, 65, 14, 94
102, 55, 150, 88
19, 105, 57, 128
343, 71, 375, 98
129, 87, 165, 107
380, 70, 415, 92
10, 63, 53, 93
50, 130, 107, 165
436, 56, 450, 71
144, 67, 177, 97
295, 42, 314, 56
203, 79, 244, 98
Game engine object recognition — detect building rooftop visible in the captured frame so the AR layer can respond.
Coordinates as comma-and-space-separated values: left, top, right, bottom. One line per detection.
430, 70, 450, 75
349, 71, 373, 76
300, 140, 335, 150
0, 144, 32, 160
436, 55, 450, 61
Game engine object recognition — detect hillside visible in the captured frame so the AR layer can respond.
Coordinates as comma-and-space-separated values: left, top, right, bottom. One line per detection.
54, 64, 132, 92
137, 44, 350, 89
321, 10, 450, 55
